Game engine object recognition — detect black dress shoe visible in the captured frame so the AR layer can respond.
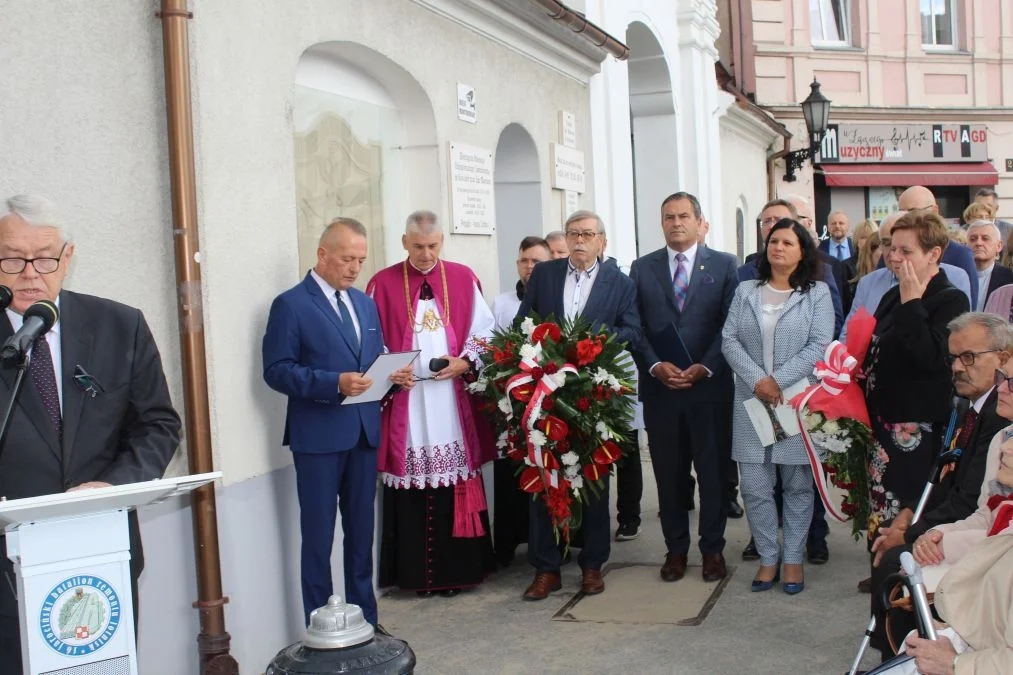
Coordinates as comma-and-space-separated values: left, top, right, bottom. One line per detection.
416, 590, 434, 598
807, 542, 829, 565
727, 499, 744, 519
439, 588, 461, 597
741, 538, 760, 561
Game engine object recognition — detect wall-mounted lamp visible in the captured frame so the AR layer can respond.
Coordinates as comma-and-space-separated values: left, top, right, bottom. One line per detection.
783, 79, 831, 182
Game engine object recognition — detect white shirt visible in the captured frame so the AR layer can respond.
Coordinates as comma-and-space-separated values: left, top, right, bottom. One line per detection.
667, 243, 698, 285
563, 258, 600, 320
972, 387, 993, 414
6, 302, 63, 412
491, 289, 522, 331
310, 269, 360, 342
831, 238, 851, 260
977, 264, 995, 312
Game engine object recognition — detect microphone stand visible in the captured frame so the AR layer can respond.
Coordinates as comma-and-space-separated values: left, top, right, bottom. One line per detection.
0, 352, 30, 466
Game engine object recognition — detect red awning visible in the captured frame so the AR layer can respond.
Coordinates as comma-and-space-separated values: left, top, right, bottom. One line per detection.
819, 162, 999, 187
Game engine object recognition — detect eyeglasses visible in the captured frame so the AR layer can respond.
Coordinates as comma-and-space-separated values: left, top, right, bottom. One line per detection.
0, 243, 68, 275
947, 349, 1002, 367
759, 217, 779, 227
565, 230, 599, 241
995, 369, 1013, 391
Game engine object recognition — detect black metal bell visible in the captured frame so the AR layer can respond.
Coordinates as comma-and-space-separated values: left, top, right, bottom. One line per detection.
265, 596, 416, 674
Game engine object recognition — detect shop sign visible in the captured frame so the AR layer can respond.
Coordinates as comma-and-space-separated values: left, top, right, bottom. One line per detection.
449, 142, 494, 235
819, 123, 987, 163
550, 143, 585, 193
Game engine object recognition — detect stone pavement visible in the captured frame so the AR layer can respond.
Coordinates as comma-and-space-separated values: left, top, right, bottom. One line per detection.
378, 452, 884, 674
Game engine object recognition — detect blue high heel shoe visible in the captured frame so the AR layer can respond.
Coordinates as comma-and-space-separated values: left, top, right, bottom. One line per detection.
750, 567, 780, 592
782, 566, 805, 595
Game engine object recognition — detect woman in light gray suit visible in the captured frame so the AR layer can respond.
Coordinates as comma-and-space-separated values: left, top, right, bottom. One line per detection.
721, 219, 834, 594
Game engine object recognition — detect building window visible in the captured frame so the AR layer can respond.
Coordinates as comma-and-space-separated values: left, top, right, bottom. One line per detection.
921, 0, 957, 48
810, 0, 850, 46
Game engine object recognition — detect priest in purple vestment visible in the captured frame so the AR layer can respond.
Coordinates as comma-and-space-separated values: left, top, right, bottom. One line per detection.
367, 210, 497, 596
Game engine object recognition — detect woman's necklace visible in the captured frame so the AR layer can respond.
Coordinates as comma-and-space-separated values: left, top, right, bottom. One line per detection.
403, 260, 451, 333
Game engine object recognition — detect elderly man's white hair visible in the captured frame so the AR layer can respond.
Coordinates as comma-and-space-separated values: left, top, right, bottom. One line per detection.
404, 210, 442, 235
0, 194, 72, 242
966, 219, 1002, 240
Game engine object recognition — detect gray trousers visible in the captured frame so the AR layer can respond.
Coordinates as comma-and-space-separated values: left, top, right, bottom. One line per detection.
739, 461, 814, 566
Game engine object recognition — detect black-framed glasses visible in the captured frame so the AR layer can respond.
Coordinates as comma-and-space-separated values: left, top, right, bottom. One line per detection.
565, 230, 600, 241
947, 349, 1001, 367
0, 243, 67, 275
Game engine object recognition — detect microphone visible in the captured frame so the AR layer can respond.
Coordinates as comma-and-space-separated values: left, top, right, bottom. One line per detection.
900, 552, 938, 640
0, 287, 11, 312
0, 300, 59, 366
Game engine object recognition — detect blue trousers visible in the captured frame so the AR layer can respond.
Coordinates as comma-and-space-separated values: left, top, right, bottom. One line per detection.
293, 444, 378, 625
528, 474, 610, 571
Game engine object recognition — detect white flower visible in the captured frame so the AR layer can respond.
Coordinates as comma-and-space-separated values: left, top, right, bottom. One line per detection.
561, 451, 579, 466
823, 420, 840, 435
497, 397, 512, 414
591, 368, 611, 385
596, 421, 612, 440
564, 464, 580, 479
519, 342, 543, 362
496, 431, 508, 449
608, 375, 622, 391
807, 411, 824, 427
466, 378, 488, 394
529, 430, 547, 447
520, 317, 536, 338
569, 475, 584, 491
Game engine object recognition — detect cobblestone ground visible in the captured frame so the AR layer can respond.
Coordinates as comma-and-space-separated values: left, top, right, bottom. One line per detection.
379, 451, 882, 675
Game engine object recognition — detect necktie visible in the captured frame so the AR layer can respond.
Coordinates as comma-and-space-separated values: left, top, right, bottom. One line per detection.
835, 243, 844, 260
30, 336, 62, 439
672, 253, 689, 312
336, 293, 360, 355
954, 408, 979, 450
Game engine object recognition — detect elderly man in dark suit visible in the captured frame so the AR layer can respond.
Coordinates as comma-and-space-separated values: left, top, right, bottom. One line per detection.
263, 217, 414, 627
630, 192, 738, 582
0, 195, 182, 669
867, 312, 1012, 659
515, 210, 642, 600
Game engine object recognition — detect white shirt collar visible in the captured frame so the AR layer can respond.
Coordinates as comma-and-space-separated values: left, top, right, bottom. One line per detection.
668, 243, 698, 266
567, 258, 599, 278
978, 263, 996, 278
973, 387, 995, 413
310, 269, 339, 298
409, 259, 438, 275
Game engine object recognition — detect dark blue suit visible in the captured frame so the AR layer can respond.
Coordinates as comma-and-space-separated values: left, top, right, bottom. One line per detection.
630, 246, 737, 555
262, 272, 385, 625
516, 258, 642, 572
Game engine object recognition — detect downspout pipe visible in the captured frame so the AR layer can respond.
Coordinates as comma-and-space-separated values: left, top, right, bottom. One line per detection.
156, 2, 239, 673
530, 0, 630, 60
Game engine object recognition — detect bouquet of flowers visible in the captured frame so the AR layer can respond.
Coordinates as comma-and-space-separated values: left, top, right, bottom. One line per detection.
790, 307, 877, 539
469, 315, 636, 548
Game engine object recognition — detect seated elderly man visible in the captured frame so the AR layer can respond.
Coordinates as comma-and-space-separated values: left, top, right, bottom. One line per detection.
879, 423, 1013, 674
869, 313, 1013, 660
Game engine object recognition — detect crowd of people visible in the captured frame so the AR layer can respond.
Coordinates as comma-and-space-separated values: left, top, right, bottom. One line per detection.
263, 183, 1013, 673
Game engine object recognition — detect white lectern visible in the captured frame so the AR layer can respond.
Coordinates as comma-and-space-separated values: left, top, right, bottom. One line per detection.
0, 472, 221, 675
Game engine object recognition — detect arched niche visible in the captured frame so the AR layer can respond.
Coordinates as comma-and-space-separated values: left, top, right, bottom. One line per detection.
493, 123, 542, 292
292, 43, 439, 285
627, 21, 679, 256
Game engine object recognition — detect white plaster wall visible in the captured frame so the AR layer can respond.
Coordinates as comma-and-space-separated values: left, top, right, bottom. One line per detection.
719, 106, 778, 259
632, 115, 680, 255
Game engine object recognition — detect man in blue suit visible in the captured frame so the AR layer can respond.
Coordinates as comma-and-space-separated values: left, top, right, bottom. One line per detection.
515, 210, 642, 600
630, 192, 738, 583
262, 218, 415, 627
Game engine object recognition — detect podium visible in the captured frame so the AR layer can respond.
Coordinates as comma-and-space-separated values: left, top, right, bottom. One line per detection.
0, 472, 221, 675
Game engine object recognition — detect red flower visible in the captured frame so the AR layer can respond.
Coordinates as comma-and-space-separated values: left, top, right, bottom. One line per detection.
592, 386, 606, 401
575, 336, 604, 366
593, 441, 622, 465
531, 323, 562, 345
541, 397, 555, 411
530, 366, 544, 380
511, 383, 534, 402
556, 439, 570, 453
537, 450, 560, 471
584, 464, 605, 481
519, 467, 545, 493
576, 397, 591, 412
544, 484, 572, 521
538, 415, 569, 441
544, 362, 559, 375
506, 445, 526, 461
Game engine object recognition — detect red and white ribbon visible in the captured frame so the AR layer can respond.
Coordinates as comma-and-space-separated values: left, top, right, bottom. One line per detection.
792, 341, 855, 523
503, 347, 577, 489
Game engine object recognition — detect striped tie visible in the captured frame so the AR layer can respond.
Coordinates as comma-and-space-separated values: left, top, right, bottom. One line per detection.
672, 253, 689, 312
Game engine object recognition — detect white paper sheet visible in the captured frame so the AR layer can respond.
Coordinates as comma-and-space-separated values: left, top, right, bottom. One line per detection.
742, 379, 810, 445
340, 350, 421, 405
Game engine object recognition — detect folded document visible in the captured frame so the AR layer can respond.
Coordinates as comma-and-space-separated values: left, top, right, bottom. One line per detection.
742, 379, 810, 446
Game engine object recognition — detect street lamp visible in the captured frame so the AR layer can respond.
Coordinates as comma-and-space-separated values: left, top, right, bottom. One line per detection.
783, 79, 831, 182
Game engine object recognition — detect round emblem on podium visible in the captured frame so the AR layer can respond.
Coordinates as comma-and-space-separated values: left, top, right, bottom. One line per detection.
39, 575, 121, 656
